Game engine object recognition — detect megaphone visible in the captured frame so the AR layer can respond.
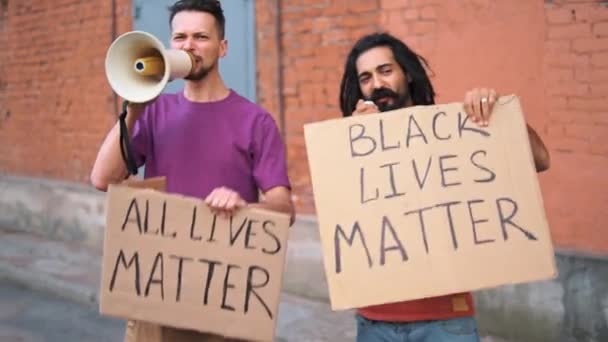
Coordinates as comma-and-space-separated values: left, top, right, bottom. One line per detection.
105, 31, 194, 103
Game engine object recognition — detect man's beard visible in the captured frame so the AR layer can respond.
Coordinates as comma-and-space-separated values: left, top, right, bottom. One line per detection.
185, 62, 214, 81
366, 87, 410, 112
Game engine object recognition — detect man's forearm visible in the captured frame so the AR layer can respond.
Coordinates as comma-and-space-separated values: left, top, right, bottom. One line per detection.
527, 124, 550, 173
249, 200, 296, 226
90, 110, 140, 191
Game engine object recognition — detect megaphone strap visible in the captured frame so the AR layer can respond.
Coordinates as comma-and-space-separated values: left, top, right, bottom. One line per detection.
119, 101, 140, 176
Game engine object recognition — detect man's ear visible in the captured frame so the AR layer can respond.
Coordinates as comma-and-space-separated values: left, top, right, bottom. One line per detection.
219, 39, 228, 58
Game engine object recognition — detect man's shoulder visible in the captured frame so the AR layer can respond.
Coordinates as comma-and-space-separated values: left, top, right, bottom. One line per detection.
145, 93, 180, 111
155, 92, 181, 104
228, 90, 275, 121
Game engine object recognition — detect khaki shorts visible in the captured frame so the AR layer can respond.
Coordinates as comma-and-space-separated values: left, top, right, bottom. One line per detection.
124, 320, 246, 342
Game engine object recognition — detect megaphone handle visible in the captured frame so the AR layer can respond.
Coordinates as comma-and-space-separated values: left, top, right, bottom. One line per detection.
119, 101, 140, 176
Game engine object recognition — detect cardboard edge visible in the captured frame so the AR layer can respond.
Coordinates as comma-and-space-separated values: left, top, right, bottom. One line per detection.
302, 95, 521, 128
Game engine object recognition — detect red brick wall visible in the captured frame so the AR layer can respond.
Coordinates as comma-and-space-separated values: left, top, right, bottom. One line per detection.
1, 0, 606, 255
0, 0, 132, 183
271, 0, 382, 211
372, 0, 608, 255
254, 0, 608, 254
541, 0, 608, 255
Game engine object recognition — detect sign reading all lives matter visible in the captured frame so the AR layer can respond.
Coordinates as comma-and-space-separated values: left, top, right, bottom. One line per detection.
304, 96, 556, 310
99, 183, 290, 341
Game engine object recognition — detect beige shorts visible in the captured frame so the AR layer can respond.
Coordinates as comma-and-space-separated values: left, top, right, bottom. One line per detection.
124, 320, 246, 342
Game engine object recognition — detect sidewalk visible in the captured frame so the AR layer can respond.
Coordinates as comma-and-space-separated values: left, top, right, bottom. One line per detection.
0, 230, 508, 342
0, 229, 357, 341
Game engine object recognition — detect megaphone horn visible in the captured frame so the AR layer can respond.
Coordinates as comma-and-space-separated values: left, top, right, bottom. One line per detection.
105, 31, 194, 103
134, 56, 164, 76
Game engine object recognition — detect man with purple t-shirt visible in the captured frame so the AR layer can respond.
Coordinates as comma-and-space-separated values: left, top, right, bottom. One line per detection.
127, 90, 291, 207
91, 1, 294, 340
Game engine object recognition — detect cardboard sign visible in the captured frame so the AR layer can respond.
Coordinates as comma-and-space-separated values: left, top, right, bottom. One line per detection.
99, 183, 290, 341
304, 96, 556, 310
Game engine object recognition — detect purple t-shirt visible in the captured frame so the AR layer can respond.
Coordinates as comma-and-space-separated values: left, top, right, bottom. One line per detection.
131, 90, 291, 202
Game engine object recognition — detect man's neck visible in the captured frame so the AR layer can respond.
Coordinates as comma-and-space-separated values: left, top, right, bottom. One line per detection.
183, 72, 230, 103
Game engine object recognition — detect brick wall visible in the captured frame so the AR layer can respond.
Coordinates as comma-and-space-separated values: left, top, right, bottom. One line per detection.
254, 0, 608, 254
541, 0, 608, 255
1, 0, 606, 255
0, 0, 132, 183
270, 0, 382, 212
0, 1, 7, 128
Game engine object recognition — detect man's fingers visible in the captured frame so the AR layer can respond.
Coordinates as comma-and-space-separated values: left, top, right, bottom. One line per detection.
465, 88, 501, 127
354, 99, 366, 115
219, 193, 241, 219
488, 89, 498, 113
224, 192, 239, 210
353, 99, 379, 116
479, 88, 490, 126
354, 99, 363, 110
471, 88, 482, 123
204, 188, 219, 204
206, 187, 228, 208
215, 191, 231, 209
205, 187, 246, 219
463, 91, 477, 123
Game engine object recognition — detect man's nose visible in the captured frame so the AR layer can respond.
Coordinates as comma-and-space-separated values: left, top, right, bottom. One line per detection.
182, 38, 195, 51
371, 74, 385, 90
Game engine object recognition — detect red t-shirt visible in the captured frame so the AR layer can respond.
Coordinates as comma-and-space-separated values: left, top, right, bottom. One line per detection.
357, 292, 475, 322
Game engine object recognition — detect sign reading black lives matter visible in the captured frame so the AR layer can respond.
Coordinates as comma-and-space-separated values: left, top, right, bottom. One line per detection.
304, 96, 556, 310
99, 183, 290, 341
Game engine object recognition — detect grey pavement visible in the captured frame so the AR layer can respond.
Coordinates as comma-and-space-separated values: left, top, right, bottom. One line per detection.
0, 230, 357, 341
0, 279, 359, 342
0, 229, 355, 341
0, 229, 510, 341
0, 279, 509, 342
0, 280, 124, 342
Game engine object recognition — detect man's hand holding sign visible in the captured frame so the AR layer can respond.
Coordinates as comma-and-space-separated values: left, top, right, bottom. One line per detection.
304, 89, 556, 311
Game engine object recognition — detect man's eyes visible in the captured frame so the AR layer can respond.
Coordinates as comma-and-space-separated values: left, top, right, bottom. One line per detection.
172, 35, 208, 40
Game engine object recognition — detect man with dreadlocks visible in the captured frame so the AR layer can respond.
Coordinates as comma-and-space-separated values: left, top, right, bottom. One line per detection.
338, 32, 550, 342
